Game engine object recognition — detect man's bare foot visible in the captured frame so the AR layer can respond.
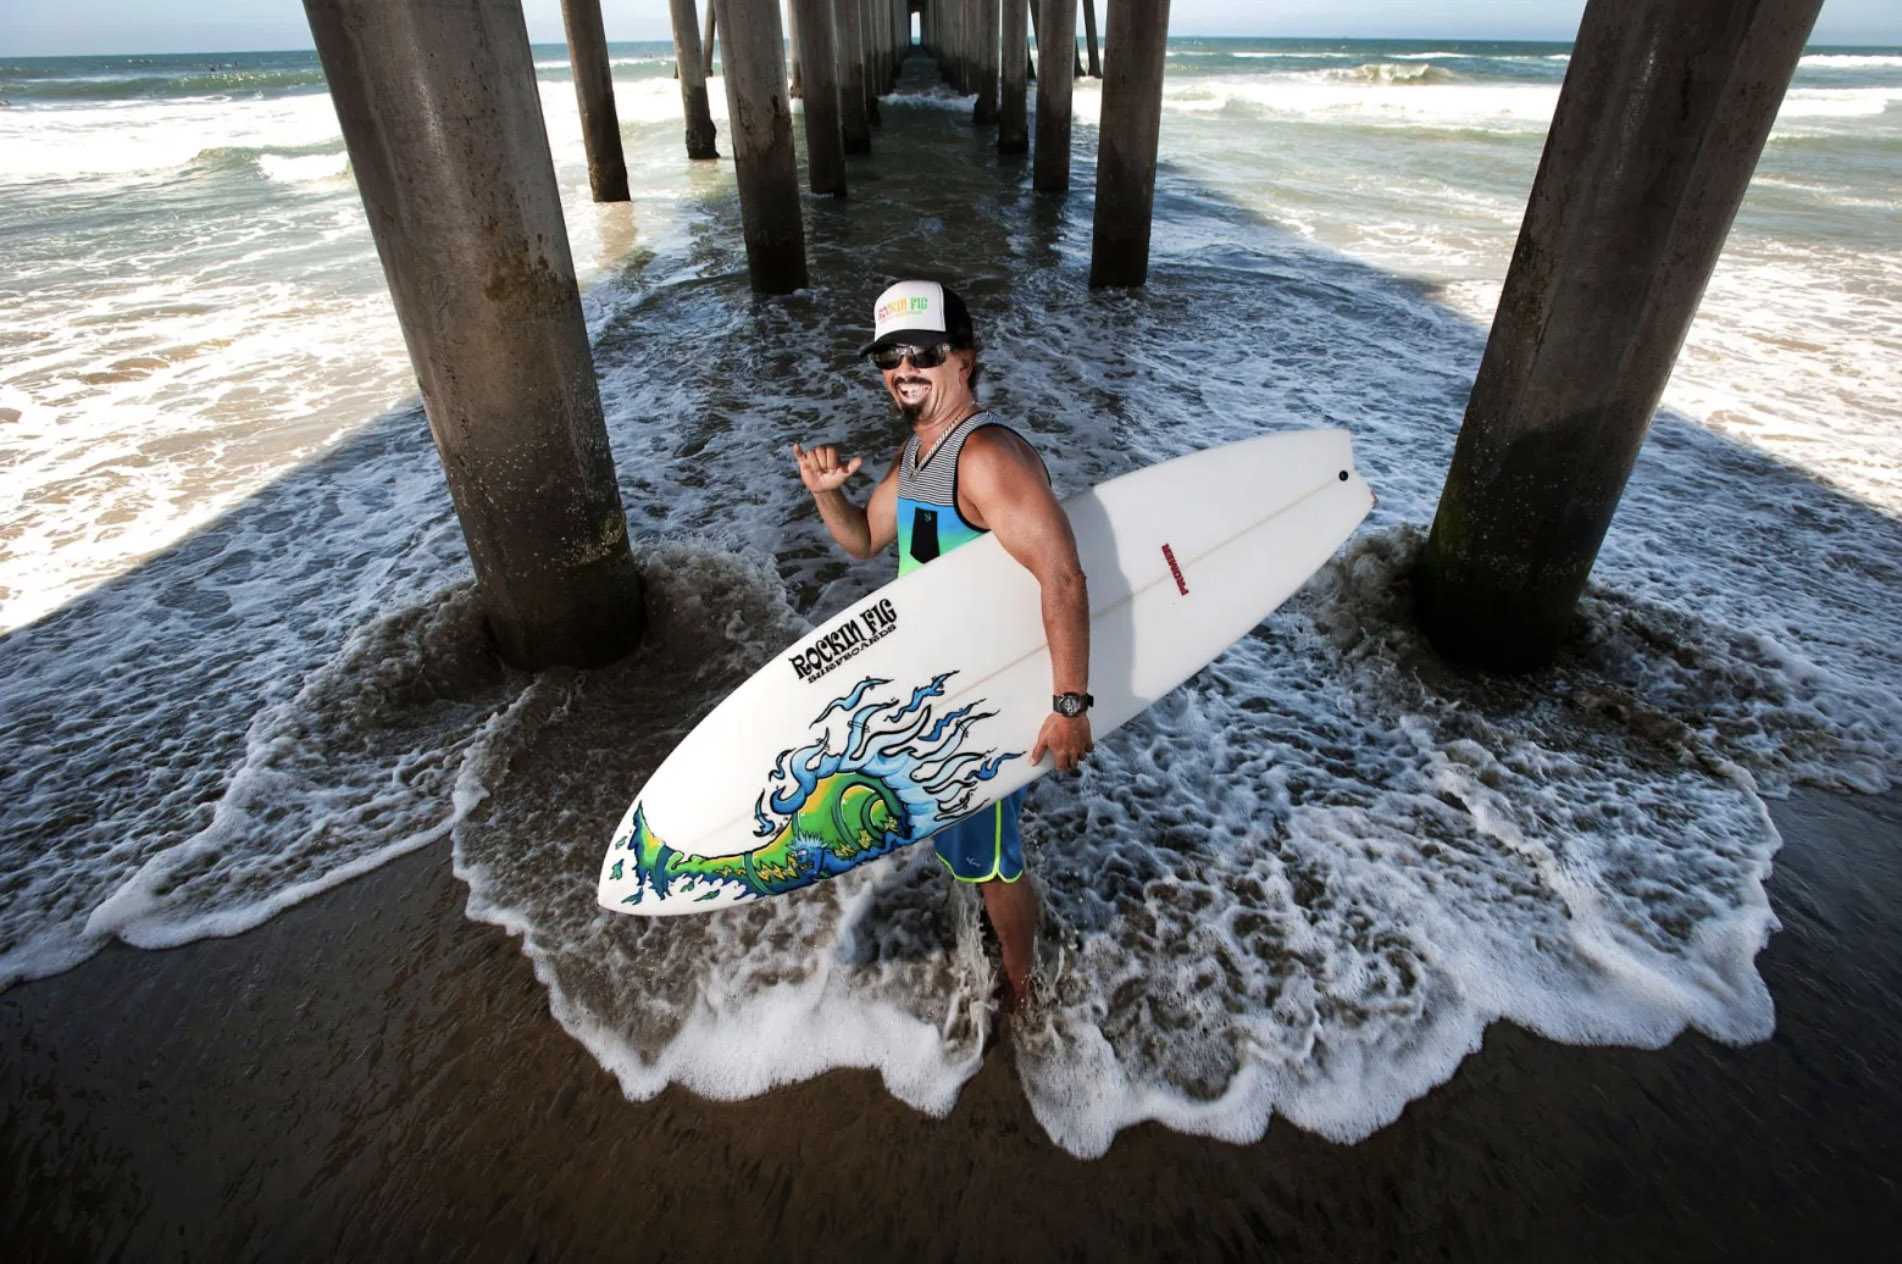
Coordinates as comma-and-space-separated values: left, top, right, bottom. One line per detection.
984, 971, 1024, 1053
999, 971, 1025, 1019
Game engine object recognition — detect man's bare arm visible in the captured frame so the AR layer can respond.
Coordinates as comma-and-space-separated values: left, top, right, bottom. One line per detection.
959, 429, 1094, 772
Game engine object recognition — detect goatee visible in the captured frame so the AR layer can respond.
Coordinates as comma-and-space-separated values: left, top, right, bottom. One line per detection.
894, 379, 930, 422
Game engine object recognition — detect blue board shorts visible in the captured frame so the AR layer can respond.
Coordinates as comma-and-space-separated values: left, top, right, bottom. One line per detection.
931, 788, 1028, 883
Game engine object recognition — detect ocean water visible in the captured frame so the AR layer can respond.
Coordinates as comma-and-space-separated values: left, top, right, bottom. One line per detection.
2, 38, 1899, 1158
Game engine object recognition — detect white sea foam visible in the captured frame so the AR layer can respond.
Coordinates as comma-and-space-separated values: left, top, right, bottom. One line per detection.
1144, 69, 1902, 518
0, 70, 715, 635
0, 92, 344, 180
1153, 74, 1898, 135
257, 151, 350, 184
0, 255, 413, 631
1149, 74, 1562, 131
0, 410, 479, 986
1005, 527, 1799, 1154
571, 72, 734, 127
1324, 61, 1457, 84
882, 86, 982, 114
83, 584, 510, 950
534, 56, 675, 72
1800, 54, 1902, 69
1776, 87, 1902, 120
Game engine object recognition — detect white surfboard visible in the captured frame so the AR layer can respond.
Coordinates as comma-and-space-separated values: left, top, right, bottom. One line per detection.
599, 428, 1374, 915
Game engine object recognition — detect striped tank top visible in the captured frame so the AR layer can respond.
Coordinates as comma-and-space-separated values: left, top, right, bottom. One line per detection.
896, 411, 1024, 577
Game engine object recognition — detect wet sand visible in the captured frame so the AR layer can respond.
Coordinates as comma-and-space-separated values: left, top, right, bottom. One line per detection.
4, 788, 1900, 1262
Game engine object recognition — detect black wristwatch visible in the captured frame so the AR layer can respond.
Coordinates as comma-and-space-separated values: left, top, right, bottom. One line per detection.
1052, 691, 1094, 718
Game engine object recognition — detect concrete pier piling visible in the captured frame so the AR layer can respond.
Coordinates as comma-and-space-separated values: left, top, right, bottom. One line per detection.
790, 0, 848, 194
1082, 0, 1100, 77
702, 2, 717, 76
973, 0, 1000, 126
835, 0, 872, 153
862, 0, 883, 127
999, 0, 1029, 153
937, 0, 953, 85
1032, 0, 1078, 192
946, 0, 967, 90
1089, 0, 1170, 286
789, 7, 804, 98
559, 0, 629, 202
714, 0, 809, 293
961, 0, 971, 85
1024, 0, 1039, 79
966, 0, 980, 93
893, 1, 905, 81
667, 0, 720, 159
1415, 0, 1825, 671
303, 0, 643, 670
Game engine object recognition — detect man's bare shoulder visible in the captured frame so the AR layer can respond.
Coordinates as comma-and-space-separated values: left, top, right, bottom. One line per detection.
959, 423, 1046, 485
957, 423, 1052, 529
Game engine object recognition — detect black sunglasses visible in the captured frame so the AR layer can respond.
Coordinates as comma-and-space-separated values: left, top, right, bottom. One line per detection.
868, 341, 954, 371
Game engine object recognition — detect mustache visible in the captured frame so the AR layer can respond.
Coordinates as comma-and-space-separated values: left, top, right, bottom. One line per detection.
893, 375, 930, 387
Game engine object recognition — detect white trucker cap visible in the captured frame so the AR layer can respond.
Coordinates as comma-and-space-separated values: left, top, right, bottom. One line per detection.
860, 280, 974, 356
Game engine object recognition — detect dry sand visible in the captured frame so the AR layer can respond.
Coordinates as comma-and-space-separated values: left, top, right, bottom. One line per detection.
4, 789, 1900, 1261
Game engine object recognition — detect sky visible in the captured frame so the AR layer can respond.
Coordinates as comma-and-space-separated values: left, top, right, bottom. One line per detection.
1, 0, 1897, 58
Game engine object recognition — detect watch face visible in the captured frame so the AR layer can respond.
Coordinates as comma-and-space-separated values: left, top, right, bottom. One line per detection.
1055, 693, 1085, 717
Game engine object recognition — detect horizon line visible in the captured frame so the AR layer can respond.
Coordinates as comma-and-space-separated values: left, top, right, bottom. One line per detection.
7, 34, 1902, 59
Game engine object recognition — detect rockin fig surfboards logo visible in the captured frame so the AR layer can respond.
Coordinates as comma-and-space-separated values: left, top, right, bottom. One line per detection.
789, 598, 898, 683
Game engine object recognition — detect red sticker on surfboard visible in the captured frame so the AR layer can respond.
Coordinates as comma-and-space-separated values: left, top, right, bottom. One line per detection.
1162, 543, 1188, 595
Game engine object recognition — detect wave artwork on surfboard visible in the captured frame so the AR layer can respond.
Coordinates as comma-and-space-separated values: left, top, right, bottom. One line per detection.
607, 673, 1021, 907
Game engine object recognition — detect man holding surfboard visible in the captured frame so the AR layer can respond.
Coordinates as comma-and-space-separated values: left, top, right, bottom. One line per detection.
792, 280, 1092, 1012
